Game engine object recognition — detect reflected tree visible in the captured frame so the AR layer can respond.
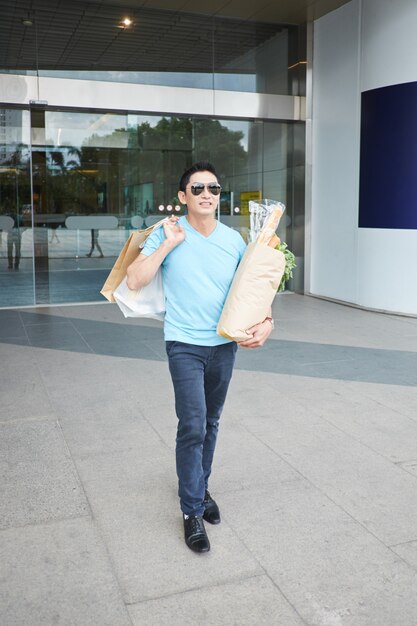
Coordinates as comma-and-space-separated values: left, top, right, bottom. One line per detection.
0, 143, 31, 217
35, 117, 248, 218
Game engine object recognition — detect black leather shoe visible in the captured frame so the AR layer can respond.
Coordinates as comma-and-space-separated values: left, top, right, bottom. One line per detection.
183, 515, 210, 553
203, 490, 221, 525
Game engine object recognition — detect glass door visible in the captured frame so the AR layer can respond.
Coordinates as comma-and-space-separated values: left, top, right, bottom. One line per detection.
0, 107, 304, 308
0, 108, 34, 306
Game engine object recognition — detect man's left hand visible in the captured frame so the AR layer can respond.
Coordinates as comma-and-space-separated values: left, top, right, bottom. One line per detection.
238, 319, 273, 349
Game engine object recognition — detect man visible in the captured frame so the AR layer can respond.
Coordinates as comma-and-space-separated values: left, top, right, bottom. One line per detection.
126, 161, 273, 553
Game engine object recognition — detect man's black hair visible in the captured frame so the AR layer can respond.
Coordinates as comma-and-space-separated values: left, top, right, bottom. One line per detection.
179, 161, 218, 192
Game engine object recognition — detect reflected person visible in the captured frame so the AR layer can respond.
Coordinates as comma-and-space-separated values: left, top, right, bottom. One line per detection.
86, 229, 103, 257
7, 214, 22, 270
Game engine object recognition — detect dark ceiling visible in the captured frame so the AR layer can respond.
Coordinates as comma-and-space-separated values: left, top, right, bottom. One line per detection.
0, 0, 349, 73
0, 0, 292, 72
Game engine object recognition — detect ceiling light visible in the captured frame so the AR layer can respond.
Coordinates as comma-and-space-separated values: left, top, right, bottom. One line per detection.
22, 18, 33, 26
121, 17, 132, 27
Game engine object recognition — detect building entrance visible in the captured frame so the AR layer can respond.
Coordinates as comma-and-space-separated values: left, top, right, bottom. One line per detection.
0, 107, 304, 307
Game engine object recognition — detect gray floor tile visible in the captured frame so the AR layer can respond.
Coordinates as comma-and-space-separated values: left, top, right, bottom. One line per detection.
297, 386, 417, 463
0, 517, 131, 626
136, 399, 178, 429
221, 481, 417, 626
31, 348, 108, 387
136, 403, 177, 451
57, 302, 161, 326
33, 348, 151, 392
71, 315, 161, 336
0, 310, 25, 338
141, 337, 169, 359
83, 333, 162, 359
124, 369, 176, 411
69, 317, 134, 337
90, 497, 262, 605
75, 449, 262, 603
0, 354, 56, 421
391, 541, 417, 571
25, 323, 93, 352
0, 420, 89, 529
60, 402, 167, 458
128, 575, 305, 626
358, 383, 417, 421
242, 402, 417, 545
19, 310, 71, 326
235, 338, 417, 386
224, 369, 297, 418
74, 445, 173, 489
211, 422, 303, 494
398, 459, 417, 477
0, 335, 30, 347
2, 294, 417, 625
46, 377, 141, 415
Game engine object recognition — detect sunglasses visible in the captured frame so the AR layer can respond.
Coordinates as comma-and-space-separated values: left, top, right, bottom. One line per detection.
188, 182, 222, 196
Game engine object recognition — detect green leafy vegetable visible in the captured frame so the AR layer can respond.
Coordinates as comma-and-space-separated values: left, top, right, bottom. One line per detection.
276, 242, 297, 292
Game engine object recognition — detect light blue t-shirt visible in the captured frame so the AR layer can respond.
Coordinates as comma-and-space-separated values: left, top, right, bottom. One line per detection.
141, 216, 246, 346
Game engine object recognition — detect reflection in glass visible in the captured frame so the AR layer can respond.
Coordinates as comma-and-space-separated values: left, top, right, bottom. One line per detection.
0, 108, 304, 307
0, 109, 34, 306
1, 11, 300, 96
213, 22, 294, 95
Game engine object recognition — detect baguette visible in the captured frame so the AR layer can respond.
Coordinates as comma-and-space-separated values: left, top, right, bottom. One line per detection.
268, 234, 281, 248
257, 204, 284, 245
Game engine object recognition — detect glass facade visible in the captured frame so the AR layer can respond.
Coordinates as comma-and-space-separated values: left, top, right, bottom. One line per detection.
0, 106, 304, 307
0, 7, 301, 96
0, 3, 307, 308
0, 109, 34, 304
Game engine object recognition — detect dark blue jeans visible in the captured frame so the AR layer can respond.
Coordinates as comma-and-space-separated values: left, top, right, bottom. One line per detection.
166, 340, 237, 517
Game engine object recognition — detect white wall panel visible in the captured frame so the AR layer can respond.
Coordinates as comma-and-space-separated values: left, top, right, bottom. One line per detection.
0, 74, 301, 121
361, 0, 417, 92
311, 0, 360, 303
0, 74, 37, 103
312, 0, 417, 314
357, 230, 417, 314
357, 0, 417, 314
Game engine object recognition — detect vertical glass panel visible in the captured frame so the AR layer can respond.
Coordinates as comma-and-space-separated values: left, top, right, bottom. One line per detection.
213, 20, 294, 95
0, 109, 34, 306
290, 122, 306, 291
39, 111, 195, 304
210, 118, 254, 240
1, 7, 300, 96
126, 114, 193, 220
216, 118, 304, 291
262, 121, 290, 244
0, 108, 304, 307
38, 111, 130, 303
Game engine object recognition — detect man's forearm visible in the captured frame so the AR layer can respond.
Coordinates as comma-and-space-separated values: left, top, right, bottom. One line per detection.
126, 240, 173, 290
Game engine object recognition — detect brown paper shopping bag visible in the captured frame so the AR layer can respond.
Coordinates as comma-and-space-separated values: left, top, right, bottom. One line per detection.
100, 218, 167, 303
217, 242, 285, 342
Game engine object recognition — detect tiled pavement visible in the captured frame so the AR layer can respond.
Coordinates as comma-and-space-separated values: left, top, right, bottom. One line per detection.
1, 294, 417, 625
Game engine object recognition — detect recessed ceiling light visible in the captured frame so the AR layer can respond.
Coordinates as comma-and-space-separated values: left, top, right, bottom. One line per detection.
121, 17, 132, 27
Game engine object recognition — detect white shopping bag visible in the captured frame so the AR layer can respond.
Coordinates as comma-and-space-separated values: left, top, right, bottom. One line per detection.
113, 269, 165, 320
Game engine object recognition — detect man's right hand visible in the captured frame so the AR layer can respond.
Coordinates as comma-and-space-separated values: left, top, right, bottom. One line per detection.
127, 216, 185, 290
163, 216, 186, 249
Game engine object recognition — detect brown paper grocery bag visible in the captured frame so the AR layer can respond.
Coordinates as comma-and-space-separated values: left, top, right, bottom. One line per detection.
100, 218, 166, 303
217, 242, 286, 342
